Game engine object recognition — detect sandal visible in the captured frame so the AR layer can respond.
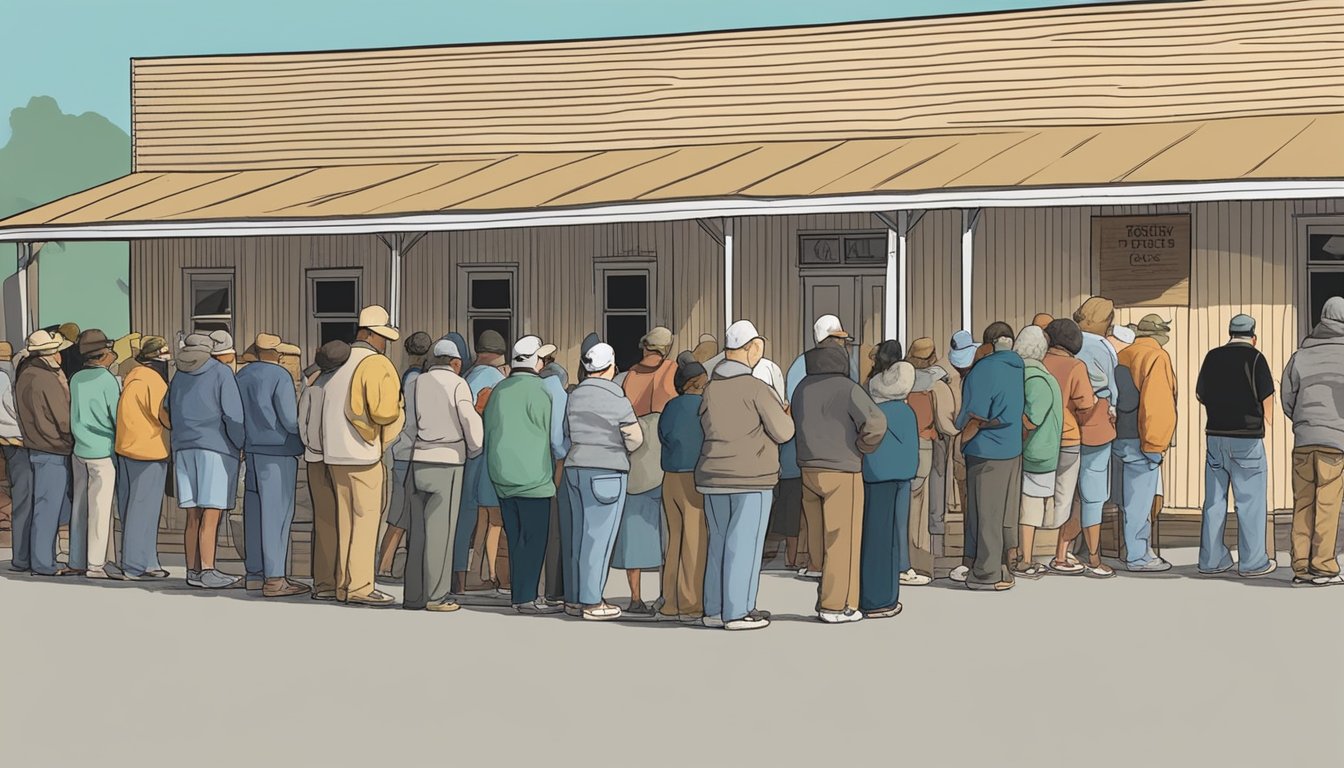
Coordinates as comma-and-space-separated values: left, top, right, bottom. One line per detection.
1011, 561, 1047, 579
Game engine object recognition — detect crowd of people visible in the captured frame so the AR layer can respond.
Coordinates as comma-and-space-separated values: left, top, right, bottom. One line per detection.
1, 294, 1341, 630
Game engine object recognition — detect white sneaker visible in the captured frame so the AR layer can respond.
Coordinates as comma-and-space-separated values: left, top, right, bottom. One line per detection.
899, 569, 932, 586
1312, 574, 1344, 586
582, 603, 622, 621
949, 565, 969, 583
725, 616, 770, 631
796, 569, 822, 580
818, 609, 864, 624
199, 569, 242, 589
701, 615, 725, 628
186, 570, 204, 587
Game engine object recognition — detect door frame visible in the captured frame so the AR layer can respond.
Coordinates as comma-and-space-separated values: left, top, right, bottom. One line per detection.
800, 267, 885, 378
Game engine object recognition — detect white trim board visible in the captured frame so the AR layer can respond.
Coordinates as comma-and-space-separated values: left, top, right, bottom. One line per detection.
0, 180, 1340, 242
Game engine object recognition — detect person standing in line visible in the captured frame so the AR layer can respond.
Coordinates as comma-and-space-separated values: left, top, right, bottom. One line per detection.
166, 334, 244, 589
792, 326, 885, 623
1194, 314, 1278, 578
860, 361, 919, 619
697, 321, 794, 630
562, 342, 642, 621
69, 330, 122, 579
236, 332, 309, 598
483, 336, 564, 614
1114, 315, 1179, 572
320, 306, 405, 606
1039, 319, 1095, 576
539, 350, 571, 608
1, 340, 32, 571
691, 333, 719, 366
455, 329, 510, 595
1008, 326, 1063, 579
404, 338, 483, 612
955, 322, 1025, 592
1032, 313, 1054, 330
903, 337, 958, 586
298, 341, 351, 601
58, 322, 83, 381
616, 327, 677, 614
1282, 296, 1344, 586
376, 331, 433, 583
15, 330, 78, 577
114, 336, 172, 580
945, 330, 978, 582
657, 353, 710, 623
1063, 297, 1121, 577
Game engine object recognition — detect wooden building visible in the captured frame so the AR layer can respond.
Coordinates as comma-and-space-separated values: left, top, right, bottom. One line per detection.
2, 0, 1342, 543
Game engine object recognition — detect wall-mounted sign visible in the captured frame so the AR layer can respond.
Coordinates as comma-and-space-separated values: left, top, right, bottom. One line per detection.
1092, 214, 1191, 307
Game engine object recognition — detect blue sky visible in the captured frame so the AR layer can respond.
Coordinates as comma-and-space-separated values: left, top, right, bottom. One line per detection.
5, 0, 1114, 134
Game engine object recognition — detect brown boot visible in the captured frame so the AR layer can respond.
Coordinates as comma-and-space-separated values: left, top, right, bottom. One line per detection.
262, 578, 311, 598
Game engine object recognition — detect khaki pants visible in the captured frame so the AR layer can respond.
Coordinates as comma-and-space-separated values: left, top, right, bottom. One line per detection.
909, 442, 935, 575
801, 469, 863, 613
307, 461, 339, 595
660, 472, 707, 618
329, 462, 386, 601
1291, 446, 1343, 578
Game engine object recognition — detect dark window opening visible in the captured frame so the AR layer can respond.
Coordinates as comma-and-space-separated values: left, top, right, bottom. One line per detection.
1309, 271, 1344, 327
1309, 234, 1344, 263
318, 321, 360, 346
314, 279, 358, 315
471, 278, 513, 310
606, 314, 649, 371
605, 274, 648, 310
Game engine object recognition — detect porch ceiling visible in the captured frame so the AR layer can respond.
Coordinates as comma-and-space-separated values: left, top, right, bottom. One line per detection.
1, 112, 1341, 240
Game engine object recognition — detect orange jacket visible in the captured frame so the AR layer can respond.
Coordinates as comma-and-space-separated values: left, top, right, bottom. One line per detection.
1117, 337, 1178, 454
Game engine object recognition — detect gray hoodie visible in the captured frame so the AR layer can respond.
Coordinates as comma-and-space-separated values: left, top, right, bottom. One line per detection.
1282, 315, 1344, 452
792, 345, 886, 473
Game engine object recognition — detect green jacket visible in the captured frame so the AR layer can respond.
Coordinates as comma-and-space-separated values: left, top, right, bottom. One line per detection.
1022, 359, 1063, 474
483, 371, 556, 499
70, 366, 120, 460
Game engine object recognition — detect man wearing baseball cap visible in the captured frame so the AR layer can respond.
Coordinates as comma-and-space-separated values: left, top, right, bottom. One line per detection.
114, 336, 173, 579
319, 305, 404, 605
903, 336, 959, 586
236, 332, 308, 597
455, 328, 511, 595
298, 341, 351, 601
1114, 315, 1178, 573
376, 330, 435, 583
1194, 313, 1277, 578
404, 337, 483, 612
15, 329, 78, 576
482, 335, 564, 613
697, 320, 795, 630
68, 329, 122, 579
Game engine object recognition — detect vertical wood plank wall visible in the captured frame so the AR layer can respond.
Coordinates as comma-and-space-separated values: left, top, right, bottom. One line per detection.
133, 199, 1341, 511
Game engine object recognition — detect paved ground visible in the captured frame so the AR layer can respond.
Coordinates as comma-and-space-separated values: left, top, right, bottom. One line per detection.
2, 545, 1341, 767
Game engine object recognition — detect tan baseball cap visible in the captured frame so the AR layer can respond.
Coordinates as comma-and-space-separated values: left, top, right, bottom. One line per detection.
357, 305, 400, 341
254, 332, 282, 351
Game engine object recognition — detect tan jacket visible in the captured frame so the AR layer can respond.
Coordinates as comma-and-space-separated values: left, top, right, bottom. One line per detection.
694, 360, 794, 491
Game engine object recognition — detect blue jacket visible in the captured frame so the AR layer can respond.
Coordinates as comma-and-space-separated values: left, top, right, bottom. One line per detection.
956, 349, 1026, 460
862, 400, 920, 483
658, 393, 704, 473
235, 361, 302, 457
166, 349, 244, 457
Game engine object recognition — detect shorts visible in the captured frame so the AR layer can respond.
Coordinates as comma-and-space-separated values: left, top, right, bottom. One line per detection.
174, 449, 240, 510
768, 477, 803, 537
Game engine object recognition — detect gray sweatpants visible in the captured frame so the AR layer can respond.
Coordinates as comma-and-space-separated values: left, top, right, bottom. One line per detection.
965, 455, 1023, 586
404, 462, 464, 609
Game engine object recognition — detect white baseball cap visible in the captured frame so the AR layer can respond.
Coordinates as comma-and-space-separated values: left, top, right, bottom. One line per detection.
511, 335, 557, 367
431, 338, 462, 359
582, 342, 616, 372
1111, 324, 1136, 344
812, 314, 853, 345
723, 320, 764, 350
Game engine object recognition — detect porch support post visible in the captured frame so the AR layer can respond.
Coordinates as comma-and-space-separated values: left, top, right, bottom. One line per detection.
379, 233, 425, 329
875, 211, 920, 349
16, 242, 32, 340
723, 218, 735, 330
961, 209, 981, 334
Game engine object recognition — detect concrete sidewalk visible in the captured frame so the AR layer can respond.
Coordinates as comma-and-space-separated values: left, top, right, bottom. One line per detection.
1, 545, 1340, 767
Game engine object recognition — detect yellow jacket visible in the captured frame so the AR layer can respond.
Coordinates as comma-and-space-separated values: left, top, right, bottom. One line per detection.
1117, 337, 1178, 454
115, 365, 171, 461
348, 352, 404, 446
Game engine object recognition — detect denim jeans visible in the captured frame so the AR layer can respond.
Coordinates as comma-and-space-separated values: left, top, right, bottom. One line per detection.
116, 456, 167, 576
243, 454, 299, 580
28, 450, 71, 576
1078, 443, 1112, 528
860, 480, 910, 612
1113, 439, 1161, 567
1201, 436, 1270, 574
452, 454, 486, 574
703, 490, 773, 623
3, 446, 33, 570
563, 467, 627, 605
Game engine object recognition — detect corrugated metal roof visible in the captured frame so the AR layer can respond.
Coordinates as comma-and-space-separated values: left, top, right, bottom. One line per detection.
2, 113, 1339, 234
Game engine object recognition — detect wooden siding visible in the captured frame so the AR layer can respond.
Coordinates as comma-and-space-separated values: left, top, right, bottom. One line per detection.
129, 0, 1343, 170
132, 198, 1342, 512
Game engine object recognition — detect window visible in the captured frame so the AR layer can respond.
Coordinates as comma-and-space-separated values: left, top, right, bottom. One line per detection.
799, 232, 887, 267
460, 268, 516, 355
1308, 230, 1344, 327
185, 270, 234, 337
308, 269, 362, 347
600, 266, 652, 371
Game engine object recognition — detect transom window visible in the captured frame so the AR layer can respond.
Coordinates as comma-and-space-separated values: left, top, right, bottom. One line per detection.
799, 232, 886, 267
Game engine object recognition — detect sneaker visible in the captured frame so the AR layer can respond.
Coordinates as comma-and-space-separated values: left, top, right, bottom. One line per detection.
625, 600, 655, 616
515, 599, 563, 615
701, 615, 725, 628
199, 570, 242, 589
245, 578, 265, 591
85, 567, 112, 580
818, 609, 864, 623
725, 616, 771, 631
582, 603, 622, 621
1239, 561, 1278, 579
1126, 558, 1172, 573
186, 570, 204, 587
966, 579, 1015, 591
899, 569, 933, 586
865, 603, 903, 619
679, 614, 704, 624
1311, 574, 1344, 586
796, 569, 822, 580
948, 565, 969, 583
1047, 559, 1085, 575
564, 603, 582, 617
346, 590, 396, 606
540, 597, 564, 608
1083, 563, 1116, 579
748, 609, 772, 621
1198, 561, 1235, 576
493, 588, 512, 599
1009, 561, 1046, 580
426, 600, 461, 613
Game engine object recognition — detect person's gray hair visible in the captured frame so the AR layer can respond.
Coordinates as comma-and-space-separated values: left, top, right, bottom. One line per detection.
1013, 326, 1049, 362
